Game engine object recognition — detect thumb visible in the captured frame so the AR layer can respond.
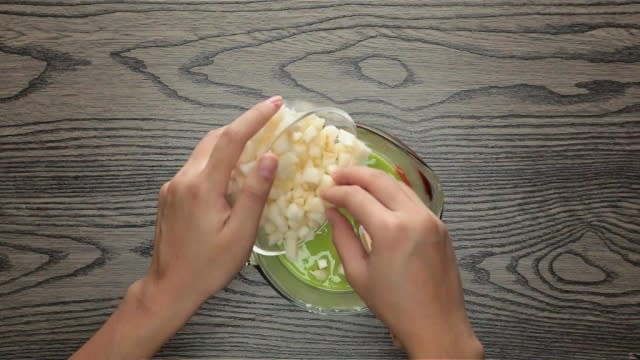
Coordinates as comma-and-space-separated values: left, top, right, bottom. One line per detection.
326, 208, 367, 291
227, 153, 278, 242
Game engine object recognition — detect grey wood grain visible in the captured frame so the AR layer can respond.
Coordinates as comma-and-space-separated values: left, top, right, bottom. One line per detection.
1, 1, 639, 359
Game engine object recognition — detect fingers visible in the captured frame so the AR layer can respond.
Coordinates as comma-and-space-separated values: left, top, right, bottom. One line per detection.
226, 153, 278, 244
332, 167, 412, 210
320, 185, 389, 233
205, 96, 283, 192
397, 181, 424, 207
177, 128, 224, 177
326, 208, 367, 290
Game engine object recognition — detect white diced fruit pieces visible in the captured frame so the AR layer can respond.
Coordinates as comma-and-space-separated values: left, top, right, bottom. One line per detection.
239, 142, 256, 163
263, 221, 276, 235
318, 174, 334, 191
324, 125, 339, 144
307, 211, 325, 225
298, 226, 312, 241
268, 231, 281, 246
354, 141, 372, 163
292, 187, 304, 200
303, 125, 318, 143
311, 269, 328, 281
286, 203, 304, 222
239, 161, 255, 176
271, 135, 290, 154
230, 104, 371, 261
304, 197, 324, 214
337, 129, 355, 146
280, 153, 298, 167
322, 152, 336, 167
285, 231, 298, 260
302, 166, 322, 184
277, 154, 298, 177
303, 115, 324, 131
317, 258, 328, 270
338, 153, 352, 167
294, 143, 306, 155
276, 195, 288, 211
309, 145, 321, 158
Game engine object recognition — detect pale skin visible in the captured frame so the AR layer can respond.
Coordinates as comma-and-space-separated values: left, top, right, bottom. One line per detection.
71, 96, 483, 360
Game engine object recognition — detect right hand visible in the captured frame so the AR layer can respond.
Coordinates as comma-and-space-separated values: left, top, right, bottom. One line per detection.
320, 167, 483, 359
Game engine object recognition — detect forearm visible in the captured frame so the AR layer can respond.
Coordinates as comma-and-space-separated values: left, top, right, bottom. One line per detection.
404, 316, 484, 359
71, 278, 199, 360
406, 333, 483, 359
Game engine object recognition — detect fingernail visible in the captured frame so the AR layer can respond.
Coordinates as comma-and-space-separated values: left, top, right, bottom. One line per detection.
258, 153, 278, 179
266, 95, 283, 108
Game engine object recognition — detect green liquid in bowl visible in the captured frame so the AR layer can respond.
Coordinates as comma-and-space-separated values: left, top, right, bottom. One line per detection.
278, 152, 399, 291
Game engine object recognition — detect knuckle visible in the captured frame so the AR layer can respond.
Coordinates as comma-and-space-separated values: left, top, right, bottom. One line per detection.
170, 174, 187, 188
208, 127, 223, 136
167, 179, 184, 198
206, 128, 222, 141
385, 216, 409, 234
184, 179, 204, 199
171, 176, 204, 199
434, 217, 449, 239
349, 186, 368, 203
220, 126, 242, 144
159, 181, 171, 198
418, 211, 447, 240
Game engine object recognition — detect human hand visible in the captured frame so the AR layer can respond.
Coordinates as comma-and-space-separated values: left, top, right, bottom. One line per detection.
141, 96, 282, 313
72, 97, 283, 360
320, 167, 483, 359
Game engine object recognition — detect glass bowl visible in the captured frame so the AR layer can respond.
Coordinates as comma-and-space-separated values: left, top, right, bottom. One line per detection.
251, 124, 444, 314
253, 100, 359, 256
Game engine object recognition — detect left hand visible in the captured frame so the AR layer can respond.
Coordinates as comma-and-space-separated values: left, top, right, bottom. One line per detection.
71, 97, 283, 360
141, 96, 282, 312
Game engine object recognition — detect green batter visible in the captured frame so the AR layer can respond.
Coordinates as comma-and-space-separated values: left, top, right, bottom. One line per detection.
278, 152, 399, 292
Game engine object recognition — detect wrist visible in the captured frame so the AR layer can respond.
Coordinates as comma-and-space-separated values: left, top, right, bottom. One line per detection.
109, 277, 201, 357
402, 318, 483, 359
131, 276, 202, 324
72, 279, 201, 360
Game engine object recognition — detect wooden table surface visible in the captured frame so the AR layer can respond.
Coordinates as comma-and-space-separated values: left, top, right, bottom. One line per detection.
1, 1, 639, 359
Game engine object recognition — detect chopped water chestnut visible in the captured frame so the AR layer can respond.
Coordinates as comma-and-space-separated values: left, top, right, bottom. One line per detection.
229, 103, 371, 260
